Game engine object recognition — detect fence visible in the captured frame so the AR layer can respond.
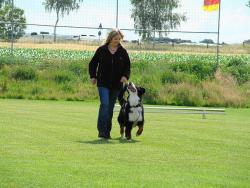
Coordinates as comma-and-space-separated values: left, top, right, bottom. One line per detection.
114, 105, 225, 119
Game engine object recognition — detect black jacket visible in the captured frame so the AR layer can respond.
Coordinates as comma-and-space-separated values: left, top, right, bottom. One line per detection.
89, 44, 131, 90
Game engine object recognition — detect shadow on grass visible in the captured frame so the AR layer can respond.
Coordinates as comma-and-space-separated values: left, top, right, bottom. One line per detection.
76, 137, 140, 145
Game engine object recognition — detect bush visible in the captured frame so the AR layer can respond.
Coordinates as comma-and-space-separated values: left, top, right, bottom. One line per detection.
60, 83, 75, 93
171, 83, 204, 106
68, 62, 86, 77
170, 61, 217, 80
68, 62, 89, 82
143, 85, 159, 104
54, 71, 74, 84
224, 58, 250, 85
30, 86, 43, 95
0, 79, 8, 92
11, 67, 37, 81
161, 71, 199, 84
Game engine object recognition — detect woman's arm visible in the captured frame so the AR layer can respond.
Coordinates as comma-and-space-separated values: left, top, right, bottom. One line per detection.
89, 48, 101, 79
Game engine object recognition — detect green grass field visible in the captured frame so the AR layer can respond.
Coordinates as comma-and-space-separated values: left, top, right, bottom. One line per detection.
0, 99, 249, 187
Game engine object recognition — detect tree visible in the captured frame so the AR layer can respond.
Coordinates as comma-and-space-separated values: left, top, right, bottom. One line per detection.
130, 0, 186, 40
247, 1, 250, 8
0, 5, 26, 41
43, 0, 83, 42
0, 0, 10, 8
200, 39, 214, 44
0, 0, 4, 8
200, 39, 214, 48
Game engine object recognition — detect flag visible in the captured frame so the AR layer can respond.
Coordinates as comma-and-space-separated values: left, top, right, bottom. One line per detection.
203, 0, 220, 11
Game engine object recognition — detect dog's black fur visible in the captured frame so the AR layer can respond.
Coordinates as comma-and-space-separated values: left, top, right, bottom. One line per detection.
118, 82, 146, 140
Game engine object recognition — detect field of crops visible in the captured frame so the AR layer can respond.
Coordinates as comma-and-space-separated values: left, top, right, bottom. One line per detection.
0, 47, 250, 64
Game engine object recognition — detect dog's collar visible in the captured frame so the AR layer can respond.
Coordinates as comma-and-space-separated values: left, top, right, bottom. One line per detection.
129, 103, 142, 108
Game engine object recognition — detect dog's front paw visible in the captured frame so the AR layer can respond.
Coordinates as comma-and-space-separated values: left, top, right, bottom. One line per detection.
136, 132, 142, 137
126, 136, 132, 141
136, 127, 143, 136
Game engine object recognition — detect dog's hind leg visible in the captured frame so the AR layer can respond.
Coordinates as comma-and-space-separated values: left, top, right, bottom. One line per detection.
120, 125, 125, 139
125, 123, 133, 141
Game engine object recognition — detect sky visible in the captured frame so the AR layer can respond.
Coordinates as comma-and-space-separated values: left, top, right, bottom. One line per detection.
13, 0, 250, 44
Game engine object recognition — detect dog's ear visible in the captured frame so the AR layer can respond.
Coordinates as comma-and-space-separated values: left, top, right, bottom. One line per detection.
137, 87, 145, 97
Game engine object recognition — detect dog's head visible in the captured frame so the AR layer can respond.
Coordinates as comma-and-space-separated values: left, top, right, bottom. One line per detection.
127, 82, 145, 98
118, 82, 146, 106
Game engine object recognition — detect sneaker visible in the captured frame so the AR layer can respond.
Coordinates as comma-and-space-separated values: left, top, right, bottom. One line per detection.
98, 136, 106, 140
98, 134, 111, 140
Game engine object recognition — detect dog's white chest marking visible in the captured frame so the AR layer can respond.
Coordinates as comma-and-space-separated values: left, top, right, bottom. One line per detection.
129, 107, 143, 123
128, 93, 142, 123
128, 93, 140, 106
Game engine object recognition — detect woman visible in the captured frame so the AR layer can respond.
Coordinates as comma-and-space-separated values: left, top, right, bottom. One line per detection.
89, 29, 131, 140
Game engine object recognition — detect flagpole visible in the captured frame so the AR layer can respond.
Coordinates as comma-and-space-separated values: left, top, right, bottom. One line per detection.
116, 0, 118, 28
216, 0, 221, 67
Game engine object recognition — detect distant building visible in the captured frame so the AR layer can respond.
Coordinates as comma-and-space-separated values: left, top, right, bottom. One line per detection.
243, 39, 250, 45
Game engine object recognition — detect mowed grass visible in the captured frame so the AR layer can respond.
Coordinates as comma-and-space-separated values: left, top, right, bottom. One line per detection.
0, 99, 249, 188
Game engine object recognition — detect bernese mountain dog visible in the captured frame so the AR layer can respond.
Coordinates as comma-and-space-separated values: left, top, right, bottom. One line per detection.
118, 82, 146, 141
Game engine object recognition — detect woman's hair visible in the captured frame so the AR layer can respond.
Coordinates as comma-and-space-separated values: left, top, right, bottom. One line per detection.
105, 28, 124, 45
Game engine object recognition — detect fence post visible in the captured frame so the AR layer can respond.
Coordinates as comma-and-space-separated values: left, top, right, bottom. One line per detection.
216, 0, 222, 67
10, 0, 14, 59
202, 110, 206, 119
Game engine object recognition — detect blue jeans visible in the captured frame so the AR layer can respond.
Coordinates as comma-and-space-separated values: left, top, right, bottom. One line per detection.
97, 87, 121, 138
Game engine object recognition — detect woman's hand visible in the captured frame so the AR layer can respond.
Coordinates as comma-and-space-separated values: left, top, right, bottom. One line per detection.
90, 78, 97, 85
120, 76, 128, 83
